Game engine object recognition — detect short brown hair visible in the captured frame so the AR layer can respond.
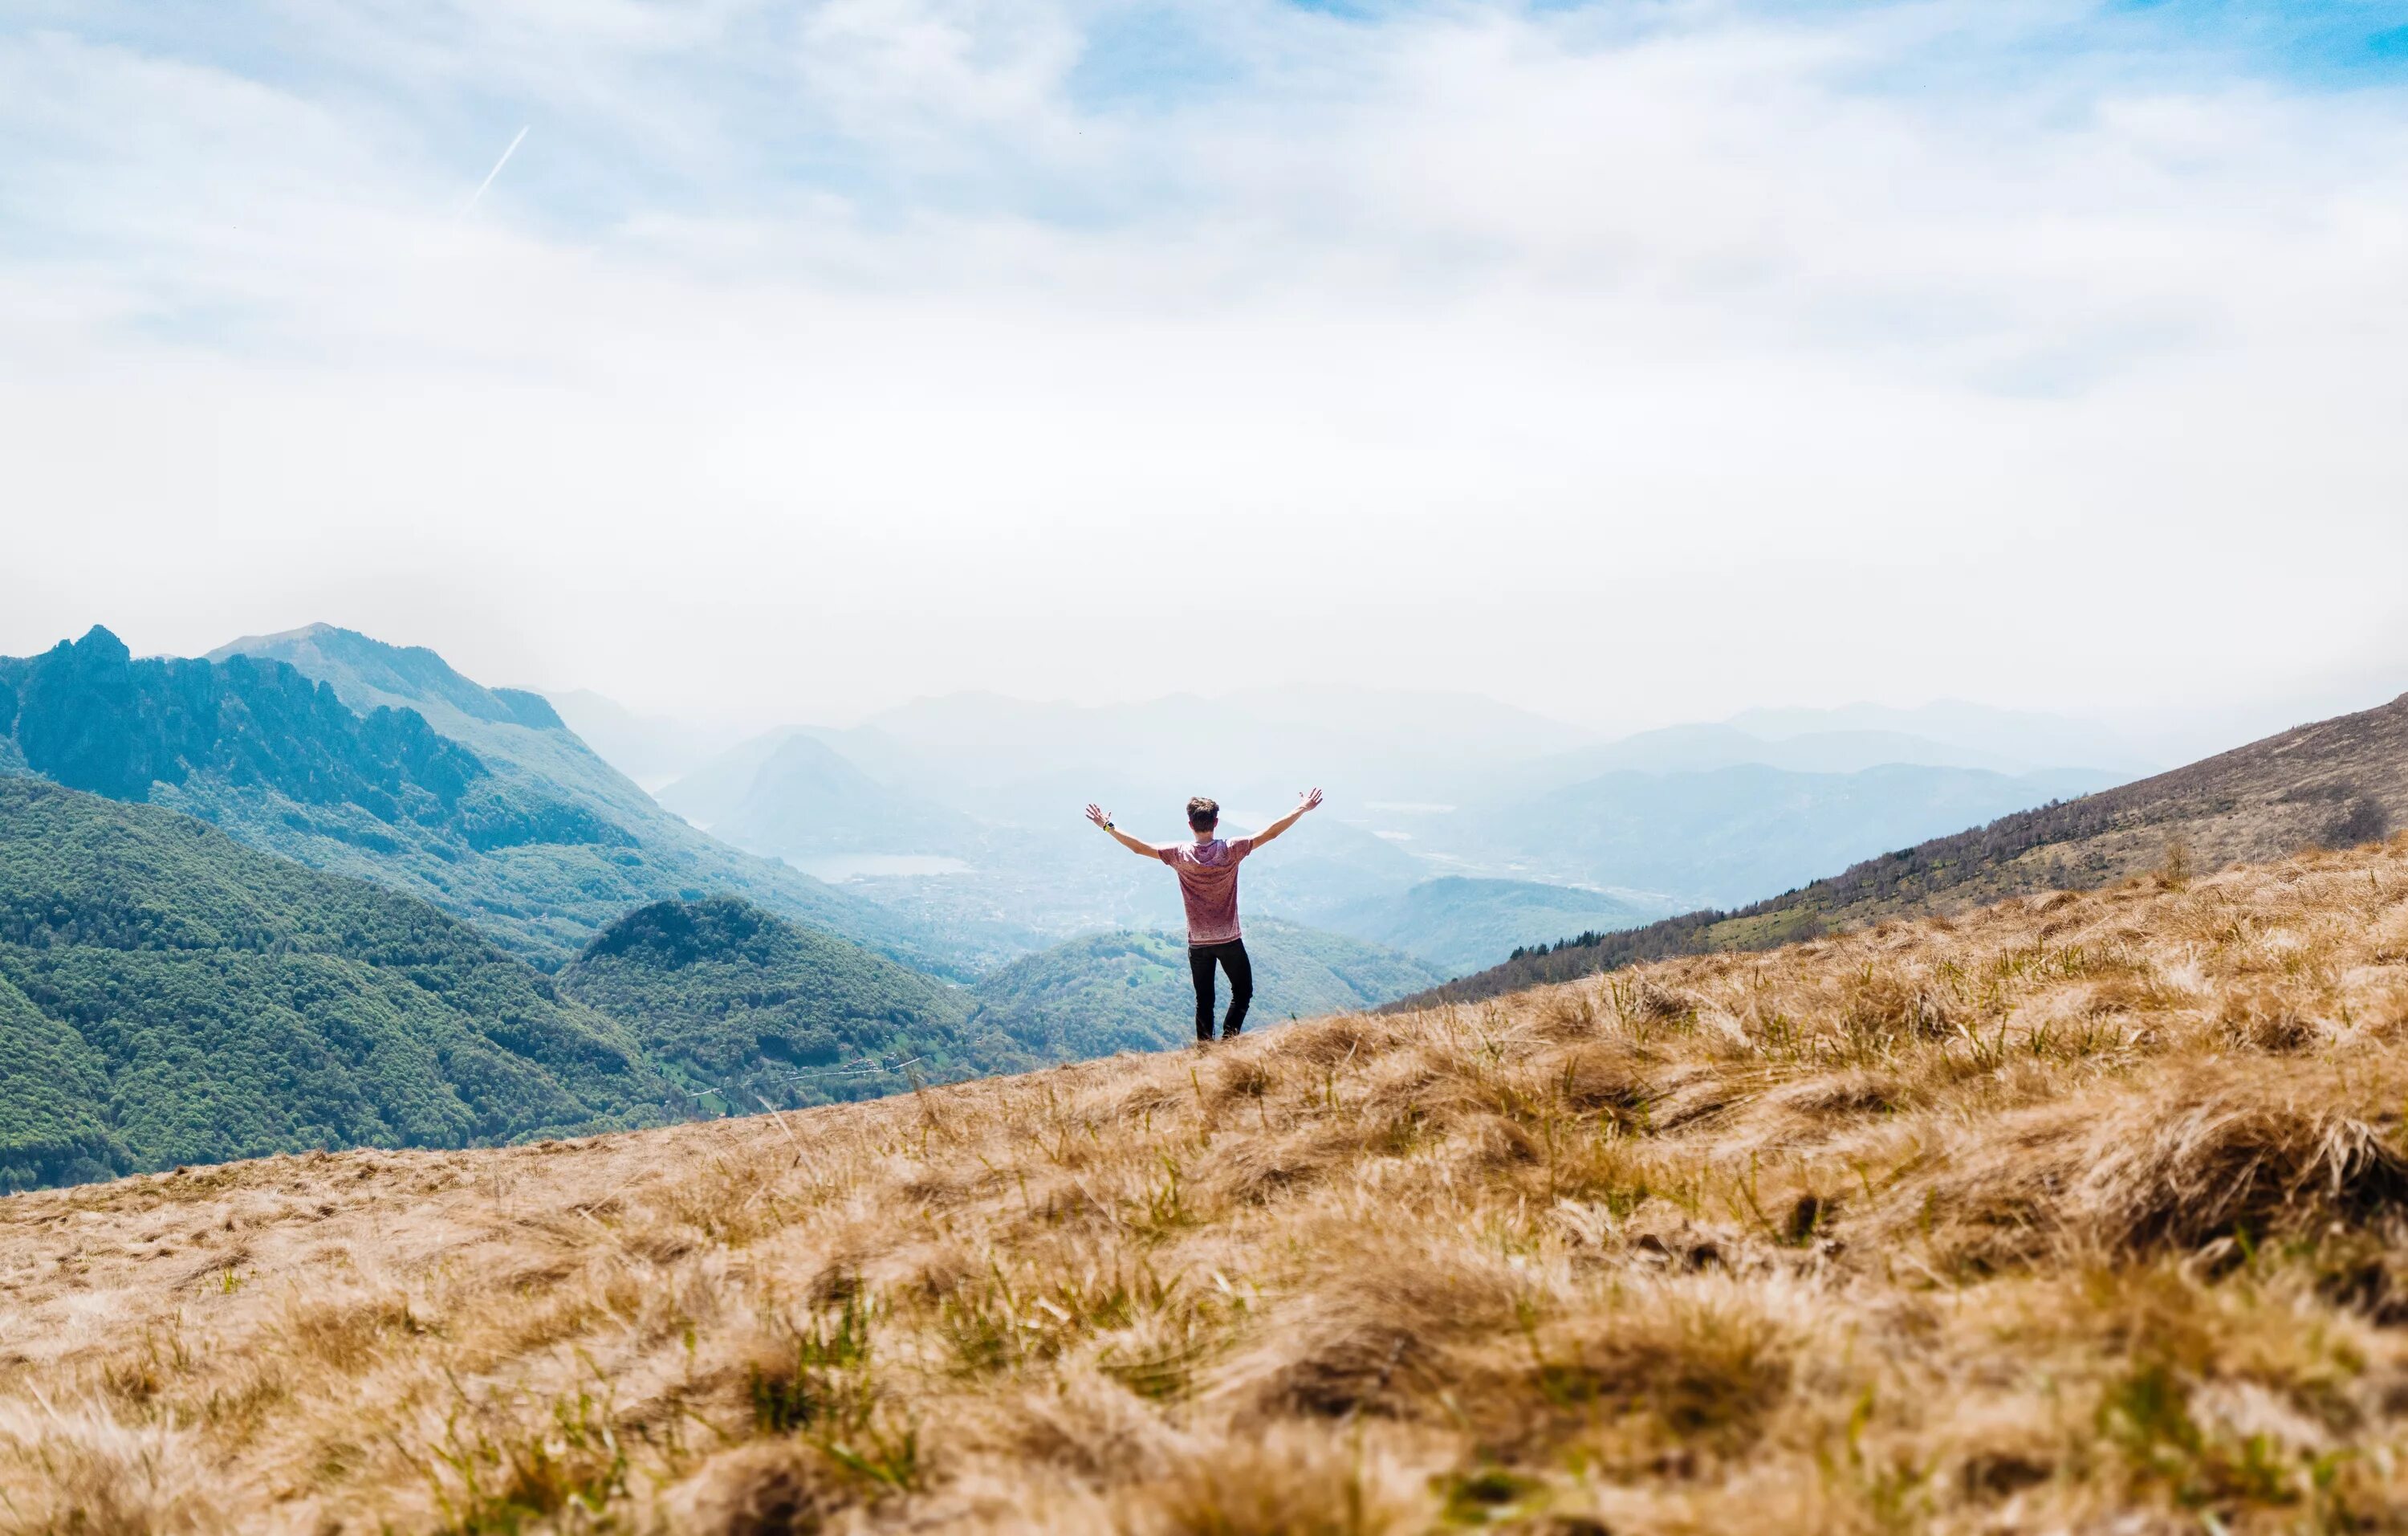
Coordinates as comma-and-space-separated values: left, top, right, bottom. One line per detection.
1186, 797, 1219, 832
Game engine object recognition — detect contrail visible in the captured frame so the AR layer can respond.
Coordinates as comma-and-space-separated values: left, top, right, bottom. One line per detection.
459, 124, 528, 216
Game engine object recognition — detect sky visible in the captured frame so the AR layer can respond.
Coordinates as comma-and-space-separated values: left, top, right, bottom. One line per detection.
3, 0, 2405, 746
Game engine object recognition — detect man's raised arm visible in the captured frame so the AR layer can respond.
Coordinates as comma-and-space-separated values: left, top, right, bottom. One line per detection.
1247, 787, 1324, 849
1085, 803, 1162, 860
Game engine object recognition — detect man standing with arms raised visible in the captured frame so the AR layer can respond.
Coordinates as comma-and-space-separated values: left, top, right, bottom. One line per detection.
1085, 788, 1324, 1045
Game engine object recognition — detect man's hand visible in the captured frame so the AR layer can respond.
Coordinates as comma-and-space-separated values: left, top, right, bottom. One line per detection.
1088, 803, 1161, 860
1251, 786, 1324, 849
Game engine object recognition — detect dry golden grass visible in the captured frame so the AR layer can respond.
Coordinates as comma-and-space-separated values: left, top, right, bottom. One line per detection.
10, 840, 2408, 1533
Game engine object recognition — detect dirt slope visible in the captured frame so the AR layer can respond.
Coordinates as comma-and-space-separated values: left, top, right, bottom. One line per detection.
1413, 687, 2408, 1006
6, 838, 2408, 1532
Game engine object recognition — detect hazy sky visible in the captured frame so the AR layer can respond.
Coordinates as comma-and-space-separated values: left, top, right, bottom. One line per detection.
4, 1, 2404, 739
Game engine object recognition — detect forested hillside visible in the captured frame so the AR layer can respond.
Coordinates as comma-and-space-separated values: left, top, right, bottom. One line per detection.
964, 919, 1442, 1056
0, 780, 668, 1190
0, 625, 964, 974
560, 897, 1029, 1110
1408, 687, 2408, 1005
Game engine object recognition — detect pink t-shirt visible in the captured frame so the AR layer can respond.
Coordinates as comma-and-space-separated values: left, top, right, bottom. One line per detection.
1158, 837, 1256, 945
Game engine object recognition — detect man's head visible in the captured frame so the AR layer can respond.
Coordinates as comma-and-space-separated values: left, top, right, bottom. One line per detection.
1186, 797, 1219, 835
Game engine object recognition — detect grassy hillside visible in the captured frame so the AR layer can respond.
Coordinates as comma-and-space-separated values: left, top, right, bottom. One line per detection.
0, 779, 669, 1191
964, 919, 1444, 1056
1323, 874, 1670, 976
8, 838, 2408, 1530
559, 897, 1031, 1112
1413, 687, 2408, 1006
203, 625, 978, 973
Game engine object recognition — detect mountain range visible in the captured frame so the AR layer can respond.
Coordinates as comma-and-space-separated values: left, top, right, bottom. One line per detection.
0, 621, 2173, 984
630, 687, 2136, 972
1447, 760, 2115, 907
18, 621, 968, 975
1409, 686, 2408, 1005
10, 613, 2389, 1196
0, 621, 1468, 1192
1725, 699, 2159, 774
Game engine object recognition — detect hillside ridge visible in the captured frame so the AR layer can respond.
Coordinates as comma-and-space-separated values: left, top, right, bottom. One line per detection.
1408, 684, 2408, 1006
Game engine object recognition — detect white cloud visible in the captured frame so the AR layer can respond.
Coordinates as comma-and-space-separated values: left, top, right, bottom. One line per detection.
0, 0, 2402, 739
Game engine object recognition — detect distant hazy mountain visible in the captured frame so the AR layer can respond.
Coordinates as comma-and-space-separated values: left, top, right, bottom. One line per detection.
559, 897, 1031, 1112
540, 689, 744, 791
703, 735, 982, 861
661, 723, 1436, 945
1410, 687, 2408, 1008
0, 779, 669, 1191
1724, 700, 2157, 775
656, 688, 2122, 955
1462, 762, 2118, 909
1491, 701, 2153, 796
1, 626, 645, 966
655, 728, 804, 829
195, 625, 975, 973
1516, 723, 2031, 780
1322, 877, 1673, 977
965, 919, 1444, 1058
0, 625, 964, 976
807, 685, 1593, 813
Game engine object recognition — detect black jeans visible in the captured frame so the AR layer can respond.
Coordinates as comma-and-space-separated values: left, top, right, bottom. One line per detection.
1188, 939, 1254, 1042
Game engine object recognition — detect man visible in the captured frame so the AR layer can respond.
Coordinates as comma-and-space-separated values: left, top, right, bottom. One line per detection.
1084, 788, 1324, 1045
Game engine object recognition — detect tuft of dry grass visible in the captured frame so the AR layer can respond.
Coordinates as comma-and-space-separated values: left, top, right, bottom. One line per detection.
7, 837, 2408, 1530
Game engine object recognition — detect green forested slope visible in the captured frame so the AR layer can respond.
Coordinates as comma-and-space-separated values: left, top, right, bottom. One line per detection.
560, 897, 1024, 1111
964, 919, 1444, 1057
0, 780, 669, 1190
